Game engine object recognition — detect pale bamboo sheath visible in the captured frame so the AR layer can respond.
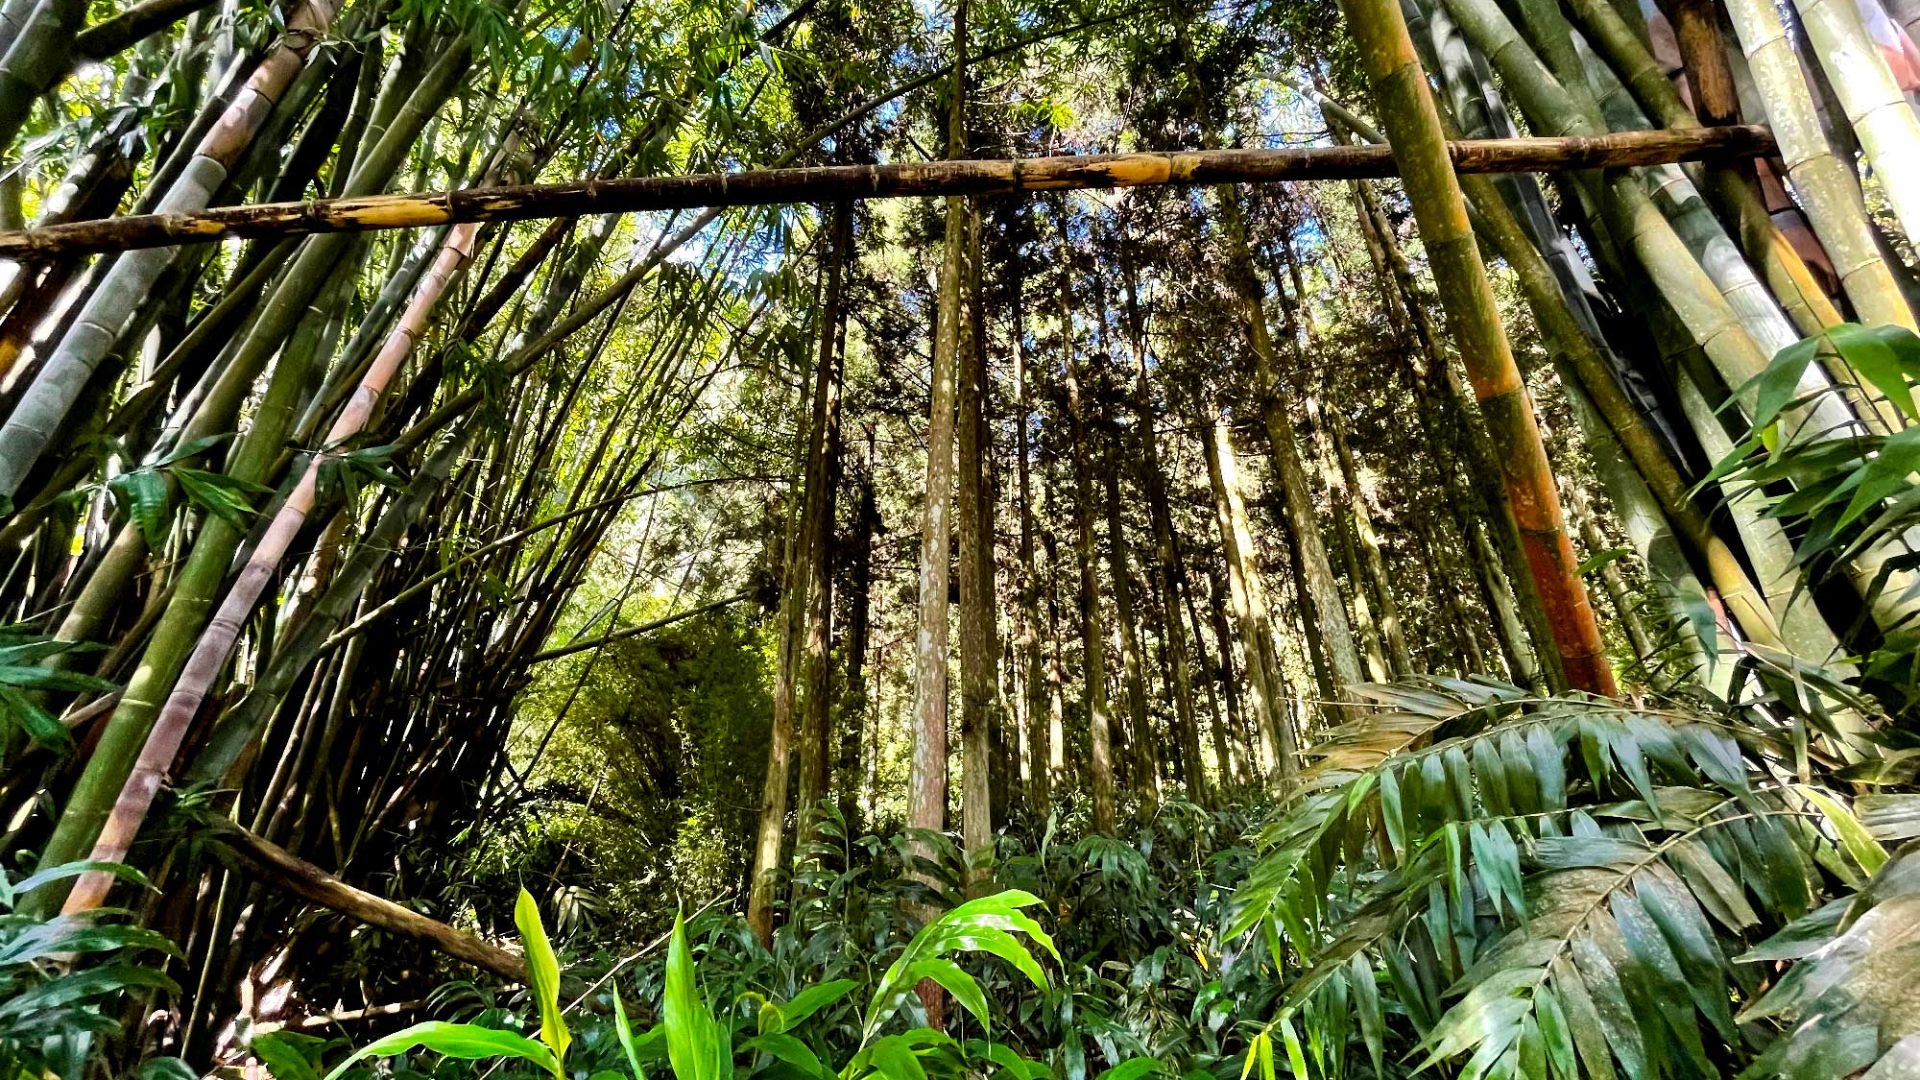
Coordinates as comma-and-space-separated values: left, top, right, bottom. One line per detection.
1792, 0, 1920, 241
62, 222, 481, 914
1726, 0, 1918, 332
0, 0, 337, 501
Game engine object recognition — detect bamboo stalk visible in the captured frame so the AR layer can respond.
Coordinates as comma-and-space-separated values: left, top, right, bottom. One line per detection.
0, 0, 338, 501
0, 127, 1779, 261
1791, 0, 1920, 243
1723, 0, 1918, 334
60, 214, 490, 916
203, 819, 533, 986
1340, 0, 1617, 696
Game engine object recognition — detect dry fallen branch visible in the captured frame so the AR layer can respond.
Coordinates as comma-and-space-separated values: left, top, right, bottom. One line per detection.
0, 126, 1775, 258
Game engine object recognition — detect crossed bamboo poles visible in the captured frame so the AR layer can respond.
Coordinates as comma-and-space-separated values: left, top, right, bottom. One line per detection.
0, 125, 1775, 259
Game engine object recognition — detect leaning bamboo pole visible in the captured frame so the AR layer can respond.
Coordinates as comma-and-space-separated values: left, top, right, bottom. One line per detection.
0, 128, 1778, 261
1790, 0, 1920, 242
60, 213, 489, 915
1337, 0, 1617, 695
0, 0, 337, 502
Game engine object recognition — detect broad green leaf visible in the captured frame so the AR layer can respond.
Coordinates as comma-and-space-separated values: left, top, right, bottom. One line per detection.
868, 1034, 928, 1080
1093, 1058, 1163, 1080
107, 468, 172, 546
740, 1032, 829, 1080
1826, 322, 1920, 421
1798, 785, 1888, 875
905, 958, 988, 1030
612, 992, 661, 1080
514, 887, 570, 1076
0, 964, 177, 1021
250, 1032, 323, 1080
320, 1021, 557, 1080
778, 978, 855, 1029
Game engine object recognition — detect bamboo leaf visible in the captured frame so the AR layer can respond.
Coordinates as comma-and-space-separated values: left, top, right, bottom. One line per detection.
319, 1021, 557, 1080
514, 887, 570, 1076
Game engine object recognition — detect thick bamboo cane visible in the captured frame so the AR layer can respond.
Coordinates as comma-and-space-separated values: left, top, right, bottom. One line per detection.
0, 0, 337, 502
60, 215, 487, 915
1723, 0, 1919, 334
0, 127, 1778, 261
1791, 0, 1920, 242
1338, 0, 1617, 696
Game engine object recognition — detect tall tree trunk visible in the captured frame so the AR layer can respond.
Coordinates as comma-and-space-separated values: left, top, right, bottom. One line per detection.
1200, 560, 1250, 781
794, 202, 851, 853
1059, 241, 1116, 836
1325, 402, 1413, 677
836, 433, 879, 834
1011, 243, 1049, 815
1201, 415, 1296, 777
1102, 458, 1157, 803
1218, 194, 1366, 719
956, 199, 998, 886
907, 0, 970, 875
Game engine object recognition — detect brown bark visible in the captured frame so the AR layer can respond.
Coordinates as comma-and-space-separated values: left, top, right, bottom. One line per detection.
1103, 459, 1157, 800
0, 127, 1780, 258
1219, 193, 1363, 725
1325, 403, 1413, 677
206, 820, 531, 986
837, 434, 879, 833
1060, 243, 1116, 835
1201, 415, 1294, 777
957, 199, 998, 884
1010, 245, 1049, 815
795, 203, 852, 845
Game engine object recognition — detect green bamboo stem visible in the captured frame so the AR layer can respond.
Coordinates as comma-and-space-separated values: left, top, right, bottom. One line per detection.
25, 35, 474, 908
1560, 378, 1729, 690
61, 211, 488, 914
1722, 0, 1919, 338
1340, 0, 1617, 695
0, 0, 87, 156
1564, 0, 1846, 339
1451, 167, 1785, 651
0, 0, 338, 502
1791, 0, 1920, 243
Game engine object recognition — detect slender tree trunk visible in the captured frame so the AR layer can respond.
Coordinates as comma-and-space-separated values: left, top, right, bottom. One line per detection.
1325, 402, 1412, 676
1201, 415, 1295, 777
956, 198, 997, 885
1011, 249, 1049, 815
1218, 194, 1365, 719
1102, 459, 1157, 802
794, 203, 851, 850
837, 437, 878, 834
1060, 250, 1116, 835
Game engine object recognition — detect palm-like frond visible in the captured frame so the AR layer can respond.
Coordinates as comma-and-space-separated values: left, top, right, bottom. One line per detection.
1232, 680, 1915, 1078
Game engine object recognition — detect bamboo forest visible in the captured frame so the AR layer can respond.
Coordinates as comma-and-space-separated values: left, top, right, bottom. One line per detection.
9, 0, 1920, 1071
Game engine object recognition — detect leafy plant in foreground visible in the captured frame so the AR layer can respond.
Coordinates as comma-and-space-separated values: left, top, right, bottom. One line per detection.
295, 887, 1102, 1080
0, 860, 182, 1079
1228, 678, 1919, 1078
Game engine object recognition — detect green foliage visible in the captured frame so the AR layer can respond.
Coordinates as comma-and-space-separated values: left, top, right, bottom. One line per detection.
1709, 323, 1920, 701
1227, 678, 1919, 1078
0, 860, 182, 1079
311, 886, 1096, 1080
0, 626, 113, 752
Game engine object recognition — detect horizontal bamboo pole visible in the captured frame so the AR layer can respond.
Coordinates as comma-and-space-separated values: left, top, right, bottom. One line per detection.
0, 125, 1775, 258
